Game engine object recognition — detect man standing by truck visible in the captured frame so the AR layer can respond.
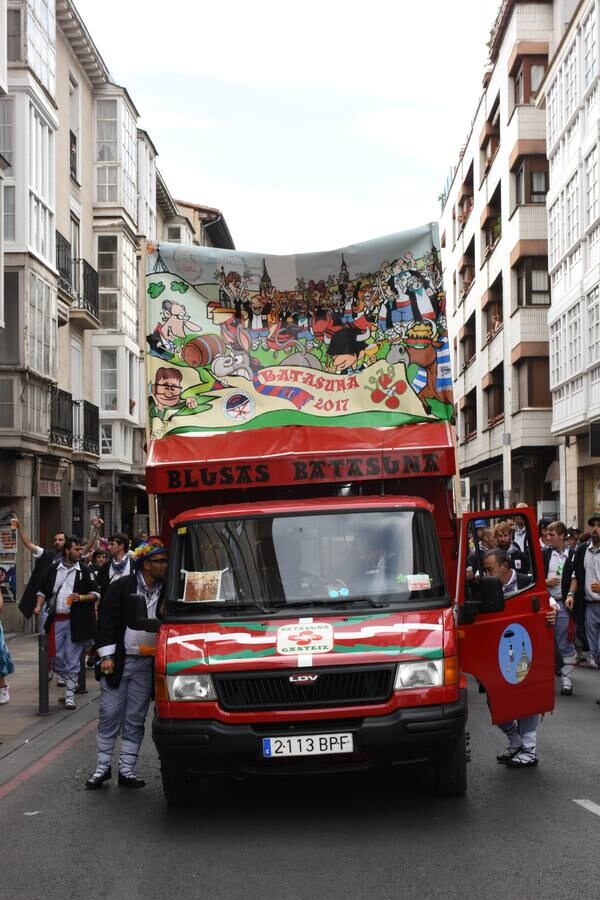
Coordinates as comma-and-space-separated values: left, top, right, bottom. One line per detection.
85, 538, 168, 790
565, 512, 600, 670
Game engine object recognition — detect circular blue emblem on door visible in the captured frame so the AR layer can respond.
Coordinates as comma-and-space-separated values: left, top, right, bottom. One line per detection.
498, 622, 532, 685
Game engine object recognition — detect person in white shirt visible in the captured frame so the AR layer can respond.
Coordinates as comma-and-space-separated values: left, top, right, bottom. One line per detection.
96, 532, 132, 600
33, 537, 100, 709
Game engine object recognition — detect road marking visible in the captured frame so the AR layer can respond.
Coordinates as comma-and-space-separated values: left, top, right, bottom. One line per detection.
573, 799, 600, 817
0, 719, 96, 801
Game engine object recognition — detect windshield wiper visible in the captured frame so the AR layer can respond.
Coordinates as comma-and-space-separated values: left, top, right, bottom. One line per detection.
284, 597, 389, 610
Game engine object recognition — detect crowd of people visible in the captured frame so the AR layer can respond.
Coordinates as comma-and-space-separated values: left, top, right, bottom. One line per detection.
0, 518, 165, 790
468, 508, 600, 768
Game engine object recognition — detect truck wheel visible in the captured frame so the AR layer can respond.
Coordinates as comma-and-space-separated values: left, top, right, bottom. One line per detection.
433, 730, 467, 797
161, 764, 195, 806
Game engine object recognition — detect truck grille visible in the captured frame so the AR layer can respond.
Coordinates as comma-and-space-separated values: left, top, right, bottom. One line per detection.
213, 665, 395, 711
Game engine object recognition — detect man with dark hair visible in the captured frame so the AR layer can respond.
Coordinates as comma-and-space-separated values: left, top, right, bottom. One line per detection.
483, 549, 556, 768
566, 511, 600, 669
14, 516, 101, 619
85, 538, 168, 790
538, 518, 552, 549
33, 537, 99, 710
513, 504, 530, 555
483, 549, 533, 594
544, 522, 578, 695
96, 532, 132, 599
494, 523, 530, 574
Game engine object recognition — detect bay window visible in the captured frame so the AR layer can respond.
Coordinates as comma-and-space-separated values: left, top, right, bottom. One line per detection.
95, 94, 138, 222
100, 349, 118, 411
28, 271, 56, 377
100, 423, 113, 455
26, 0, 56, 96
516, 258, 550, 307
29, 105, 54, 262
585, 146, 598, 226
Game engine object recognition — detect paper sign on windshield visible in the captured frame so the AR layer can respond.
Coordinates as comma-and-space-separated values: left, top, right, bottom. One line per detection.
145, 225, 452, 438
182, 570, 226, 603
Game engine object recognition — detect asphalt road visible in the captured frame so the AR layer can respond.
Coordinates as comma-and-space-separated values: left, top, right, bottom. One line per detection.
3, 670, 600, 900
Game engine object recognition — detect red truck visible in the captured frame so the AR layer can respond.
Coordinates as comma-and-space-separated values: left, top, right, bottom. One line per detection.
139, 230, 555, 804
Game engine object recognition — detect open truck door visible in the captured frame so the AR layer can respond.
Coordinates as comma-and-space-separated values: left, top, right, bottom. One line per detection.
456, 507, 555, 725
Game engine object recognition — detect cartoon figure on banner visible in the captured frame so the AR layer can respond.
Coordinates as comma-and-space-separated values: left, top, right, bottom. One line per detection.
147, 297, 203, 359
216, 268, 251, 307
150, 367, 199, 418
159, 300, 203, 350
326, 325, 369, 375
243, 295, 272, 350
402, 321, 453, 412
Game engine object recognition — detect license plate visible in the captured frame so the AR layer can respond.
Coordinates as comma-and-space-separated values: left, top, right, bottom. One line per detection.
262, 733, 354, 758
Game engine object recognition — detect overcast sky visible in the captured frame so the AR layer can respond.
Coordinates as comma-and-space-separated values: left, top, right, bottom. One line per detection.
75, 0, 501, 254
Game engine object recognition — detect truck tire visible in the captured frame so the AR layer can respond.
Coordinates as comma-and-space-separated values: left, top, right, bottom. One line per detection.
161, 763, 195, 806
433, 730, 467, 797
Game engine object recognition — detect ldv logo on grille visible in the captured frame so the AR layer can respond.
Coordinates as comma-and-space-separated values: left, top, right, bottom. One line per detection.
289, 674, 319, 684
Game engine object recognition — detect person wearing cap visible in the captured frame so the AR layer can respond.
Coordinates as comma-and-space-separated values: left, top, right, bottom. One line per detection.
85, 538, 168, 790
566, 527, 580, 550
565, 512, 600, 669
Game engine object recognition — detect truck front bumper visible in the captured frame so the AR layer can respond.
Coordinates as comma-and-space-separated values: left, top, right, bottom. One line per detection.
152, 690, 468, 778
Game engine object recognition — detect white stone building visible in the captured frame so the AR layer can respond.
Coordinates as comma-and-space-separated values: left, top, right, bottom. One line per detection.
0, 1, 234, 626
440, 0, 559, 513
542, 0, 600, 525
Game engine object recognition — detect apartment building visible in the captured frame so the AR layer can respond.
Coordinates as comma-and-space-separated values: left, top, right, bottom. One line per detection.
0, 1, 234, 615
540, 0, 600, 526
440, 0, 559, 513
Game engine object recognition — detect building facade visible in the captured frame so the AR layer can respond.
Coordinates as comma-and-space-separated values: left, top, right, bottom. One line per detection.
542, 0, 600, 526
0, 1, 234, 625
440, 0, 559, 514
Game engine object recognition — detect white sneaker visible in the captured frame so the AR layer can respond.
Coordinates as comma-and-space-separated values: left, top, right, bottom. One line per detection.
64, 697, 76, 710
56, 677, 65, 687
588, 657, 599, 669
0, 686, 9, 704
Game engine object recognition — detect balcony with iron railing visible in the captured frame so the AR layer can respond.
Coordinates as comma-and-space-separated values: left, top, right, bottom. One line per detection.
73, 399, 100, 456
56, 231, 72, 294
71, 259, 101, 328
49, 388, 74, 448
55, 230, 101, 327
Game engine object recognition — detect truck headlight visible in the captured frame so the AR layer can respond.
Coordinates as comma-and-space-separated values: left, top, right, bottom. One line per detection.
167, 673, 216, 701
394, 659, 443, 690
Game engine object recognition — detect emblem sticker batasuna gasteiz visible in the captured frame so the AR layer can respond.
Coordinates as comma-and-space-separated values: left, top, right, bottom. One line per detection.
276, 623, 334, 655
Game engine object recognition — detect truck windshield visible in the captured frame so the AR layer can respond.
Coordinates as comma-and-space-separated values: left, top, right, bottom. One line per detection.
169, 509, 447, 611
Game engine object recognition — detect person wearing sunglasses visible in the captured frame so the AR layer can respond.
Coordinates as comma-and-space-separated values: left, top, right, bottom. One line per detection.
86, 538, 168, 790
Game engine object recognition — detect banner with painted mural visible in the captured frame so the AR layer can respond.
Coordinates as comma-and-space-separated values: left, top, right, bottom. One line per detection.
145, 224, 453, 438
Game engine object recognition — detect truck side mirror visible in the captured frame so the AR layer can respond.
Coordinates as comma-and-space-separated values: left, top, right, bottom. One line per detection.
477, 576, 505, 614
459, 575, 505, 624
128, 593, 160, 633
